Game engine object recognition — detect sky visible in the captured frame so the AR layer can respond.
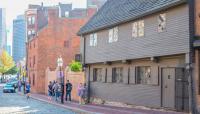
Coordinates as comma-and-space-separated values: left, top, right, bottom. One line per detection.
0, 0, 87, 45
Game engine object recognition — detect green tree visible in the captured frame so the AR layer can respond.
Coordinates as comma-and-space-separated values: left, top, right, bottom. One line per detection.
0, 50, 15, 81
69, 61, 82, 72
4, 66, 18, 75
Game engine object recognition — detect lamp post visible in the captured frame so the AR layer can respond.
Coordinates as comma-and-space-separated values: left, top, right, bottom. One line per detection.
57, 56, 64, 104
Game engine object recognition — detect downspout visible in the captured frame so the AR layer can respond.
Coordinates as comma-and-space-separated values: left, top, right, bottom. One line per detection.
83, 35, 91, 103
188, 0, 197, 113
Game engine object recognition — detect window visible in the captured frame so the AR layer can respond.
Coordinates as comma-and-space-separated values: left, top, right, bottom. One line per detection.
31, 16, 35, 24
109, 27, 118, 43
33, 56, 35, 66
138, 20, 144, 37
65, 11, 69, 17
32, 30, 35, 35
89, 33, 97, 46
28, 30, 31, 35
136, 66, 151, 84
64, 41, 69, 48
93, 68, 102, 82
112, 67, 123, 83
33, 74, 35, 86
28, 17, 31, 25
132, 20, 144, 38
158, 13, 166, 32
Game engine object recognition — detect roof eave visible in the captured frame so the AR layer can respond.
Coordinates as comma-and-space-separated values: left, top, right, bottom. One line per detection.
77, 0, 187, 36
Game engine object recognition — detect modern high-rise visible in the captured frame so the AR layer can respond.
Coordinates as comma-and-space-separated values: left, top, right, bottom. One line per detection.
12, 15, 26, 62
0, 8, 6, 49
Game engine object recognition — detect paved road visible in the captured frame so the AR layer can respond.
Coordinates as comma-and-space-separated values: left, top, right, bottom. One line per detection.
0, 84, 76, 114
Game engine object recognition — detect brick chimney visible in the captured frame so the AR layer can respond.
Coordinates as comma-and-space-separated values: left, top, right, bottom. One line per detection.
48, 8, 59, 25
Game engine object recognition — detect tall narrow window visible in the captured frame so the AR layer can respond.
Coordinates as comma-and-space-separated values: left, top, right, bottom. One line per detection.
109, 27, 118, 43
158, 13, 166, 32
138, 20, 144, 37
31, 16, 35, 24
132, 22, 138, 38
33, 74, 35, 86
28, 17, 31, 25
89, 33, 97, 46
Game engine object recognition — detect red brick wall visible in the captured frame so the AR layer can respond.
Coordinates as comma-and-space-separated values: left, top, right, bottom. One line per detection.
27, 7, 96, 94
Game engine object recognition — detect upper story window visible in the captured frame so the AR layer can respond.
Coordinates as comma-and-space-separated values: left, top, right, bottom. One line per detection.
158, 13, 166, 32
31, 16, 35, 24
112, 67, 123, 83
28, 17, 32, 25
89, 33, 97, 46
109, 27, 118, 43
28, 30, 32, 35
132, 20, 144, 38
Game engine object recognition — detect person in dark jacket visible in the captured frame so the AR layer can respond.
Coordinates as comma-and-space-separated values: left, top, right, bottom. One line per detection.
65, 80, 72, 101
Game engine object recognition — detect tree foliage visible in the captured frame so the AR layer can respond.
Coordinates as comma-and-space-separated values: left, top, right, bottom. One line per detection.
69, 61, 82, 72
4, 66, 18, 75
0, 50, 15, 74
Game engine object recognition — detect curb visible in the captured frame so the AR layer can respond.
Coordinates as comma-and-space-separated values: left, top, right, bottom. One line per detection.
17, 92, 99, 114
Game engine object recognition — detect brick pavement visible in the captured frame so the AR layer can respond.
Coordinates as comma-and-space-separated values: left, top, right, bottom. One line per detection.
24, 93, 187, 114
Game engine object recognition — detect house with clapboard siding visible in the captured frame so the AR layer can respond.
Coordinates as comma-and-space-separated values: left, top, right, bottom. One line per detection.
78, 0, 200, 113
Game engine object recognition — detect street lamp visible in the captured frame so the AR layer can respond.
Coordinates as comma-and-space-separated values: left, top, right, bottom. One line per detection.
57, 56, 64, 104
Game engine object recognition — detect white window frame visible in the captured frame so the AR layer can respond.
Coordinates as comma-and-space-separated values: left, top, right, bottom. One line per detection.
109, 26, 118, 43
158, 13, 166, 32
132, 20, 144, 38
89, 33, 97, 46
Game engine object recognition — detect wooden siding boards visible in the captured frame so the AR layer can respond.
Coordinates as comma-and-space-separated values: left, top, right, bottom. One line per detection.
84, 5, 190, 64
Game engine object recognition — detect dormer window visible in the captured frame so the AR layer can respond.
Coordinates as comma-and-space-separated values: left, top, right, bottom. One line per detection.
158, 13, 166, 32
109, 27, 118, 43
89, 33, 97, 46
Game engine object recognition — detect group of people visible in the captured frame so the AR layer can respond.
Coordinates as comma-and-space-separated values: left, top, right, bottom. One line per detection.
48, 80, 88, 104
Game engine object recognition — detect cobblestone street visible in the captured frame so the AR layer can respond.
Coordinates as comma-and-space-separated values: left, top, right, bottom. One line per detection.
0, 85, 76, 114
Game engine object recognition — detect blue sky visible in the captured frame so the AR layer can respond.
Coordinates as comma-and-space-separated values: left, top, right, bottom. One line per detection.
0, 0, 87, 45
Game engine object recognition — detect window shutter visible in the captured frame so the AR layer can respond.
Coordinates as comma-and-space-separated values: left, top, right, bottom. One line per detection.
150, 66, 159, 85
129, 66, 136, 84
123, 66, 129, 84
109, 29, 113, 43
107, 67, 112, 82
132, 22, 138, 38
90, 68, 94, 81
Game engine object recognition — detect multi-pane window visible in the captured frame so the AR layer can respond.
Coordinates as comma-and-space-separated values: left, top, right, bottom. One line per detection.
28, 16, 35, 25
109, 27, 118, 43
28, 17, 32, 25
136, 66, 151, 84
93, 68, 102, 82
132, 20, 144, 38
89, 33, 97, 46
112, 67, 123, 83
158, 13, 166, 32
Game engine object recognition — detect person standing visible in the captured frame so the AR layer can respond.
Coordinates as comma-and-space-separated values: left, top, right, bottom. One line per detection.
25, 82, 31, 99
77, 83, 83, 104
53, 81, 59, 101
65, 80, 72, 101
48, 81, 52, 100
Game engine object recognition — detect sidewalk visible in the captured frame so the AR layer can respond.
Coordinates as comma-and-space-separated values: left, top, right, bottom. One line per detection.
18, 92, 186, 114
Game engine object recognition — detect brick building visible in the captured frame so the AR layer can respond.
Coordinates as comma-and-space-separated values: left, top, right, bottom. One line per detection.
26, 5, 97, 94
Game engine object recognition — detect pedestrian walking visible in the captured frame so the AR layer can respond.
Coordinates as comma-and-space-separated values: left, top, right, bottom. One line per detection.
18, 80, 22, 92
83, 83, 88, 104
52, 80, 56, 96
77, 83, 84, 104
25, 82, 31, 99
48, 81, 53, 100
65, 80, 72, 101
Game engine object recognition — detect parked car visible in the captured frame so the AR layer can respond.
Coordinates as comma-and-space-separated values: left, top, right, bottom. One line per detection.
3, 83, 15, 93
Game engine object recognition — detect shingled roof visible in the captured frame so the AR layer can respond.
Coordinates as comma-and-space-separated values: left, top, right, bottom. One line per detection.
78, 0, 186, 35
